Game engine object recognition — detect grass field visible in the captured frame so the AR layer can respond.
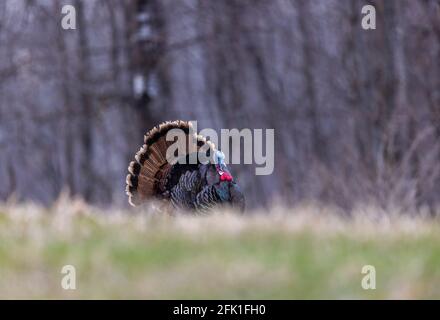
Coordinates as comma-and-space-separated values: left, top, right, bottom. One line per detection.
0, 200, 439, 299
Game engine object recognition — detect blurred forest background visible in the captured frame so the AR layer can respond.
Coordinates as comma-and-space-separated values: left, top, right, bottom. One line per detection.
0, 0, 439, 212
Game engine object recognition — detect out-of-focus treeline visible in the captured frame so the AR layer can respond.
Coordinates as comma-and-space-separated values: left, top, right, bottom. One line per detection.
0, 0, 439, 212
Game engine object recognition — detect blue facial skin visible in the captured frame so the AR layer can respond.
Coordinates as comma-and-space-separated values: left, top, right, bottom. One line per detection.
214, 151, 230, 175
215, 151, 225, 165
215, 151, 227, 171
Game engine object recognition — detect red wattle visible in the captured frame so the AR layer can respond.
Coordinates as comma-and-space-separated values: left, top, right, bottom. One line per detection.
220, 172, 233, 182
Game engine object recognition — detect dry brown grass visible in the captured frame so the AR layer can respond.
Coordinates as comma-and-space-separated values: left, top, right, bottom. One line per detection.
0, 198, 439, 299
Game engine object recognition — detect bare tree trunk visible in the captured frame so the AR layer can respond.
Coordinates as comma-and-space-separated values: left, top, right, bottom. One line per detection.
53, 0, 76, 196
296, 0, 326, 162
125, 0, 170, 141
106, 0, 122, 86
75, 0, 94, 202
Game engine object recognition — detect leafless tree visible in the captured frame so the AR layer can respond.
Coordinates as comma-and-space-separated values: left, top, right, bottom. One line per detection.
0, 0, 439, 213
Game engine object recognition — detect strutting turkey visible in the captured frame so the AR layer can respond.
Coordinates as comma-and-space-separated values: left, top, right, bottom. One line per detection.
126, 120, 245, 213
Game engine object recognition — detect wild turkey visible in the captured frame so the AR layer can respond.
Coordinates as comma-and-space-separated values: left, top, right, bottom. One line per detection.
126, 120, 245, 213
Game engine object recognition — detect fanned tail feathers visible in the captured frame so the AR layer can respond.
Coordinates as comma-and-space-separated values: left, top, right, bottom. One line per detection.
126, 120, 216, 207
